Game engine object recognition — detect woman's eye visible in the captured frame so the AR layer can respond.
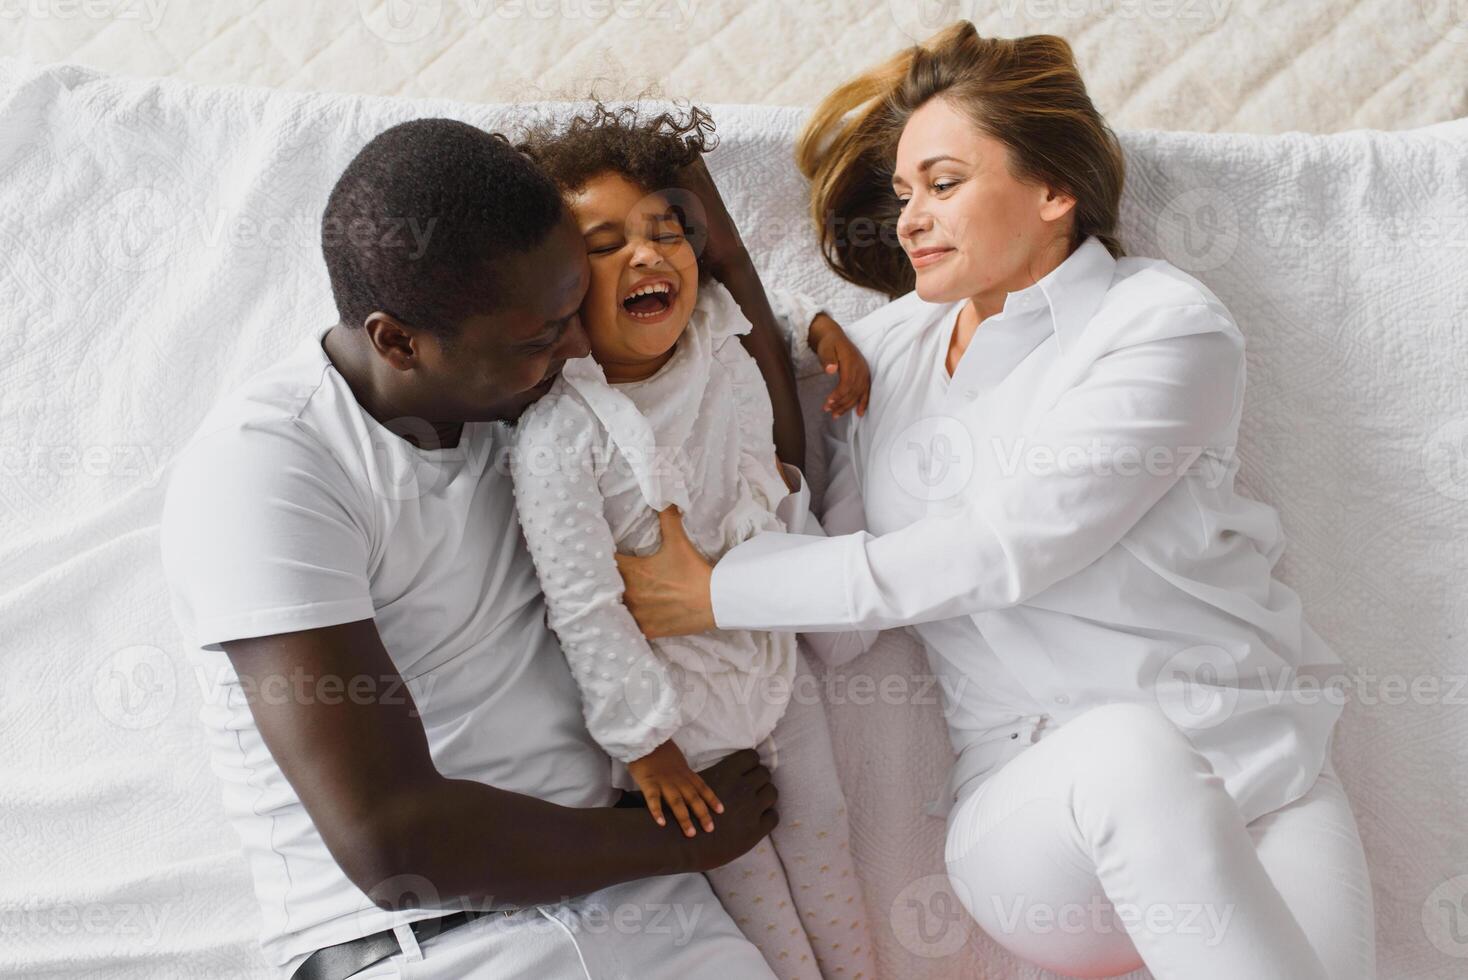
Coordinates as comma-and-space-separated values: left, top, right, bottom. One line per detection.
587, 244, 620, 255
654, 232, 684, 244
932, 180, 958, 194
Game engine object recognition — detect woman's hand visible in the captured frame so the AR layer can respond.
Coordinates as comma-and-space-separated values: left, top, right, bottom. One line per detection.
810, 313, 871, 418
627, 739, 725, 838
615, 506, 717, 639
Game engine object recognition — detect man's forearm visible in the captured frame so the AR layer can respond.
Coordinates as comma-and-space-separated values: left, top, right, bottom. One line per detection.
354, 777, 693, 911
719, 249, 807, 470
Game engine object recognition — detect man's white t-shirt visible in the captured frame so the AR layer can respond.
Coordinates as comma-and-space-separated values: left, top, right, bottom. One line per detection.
160, 328, 617, 968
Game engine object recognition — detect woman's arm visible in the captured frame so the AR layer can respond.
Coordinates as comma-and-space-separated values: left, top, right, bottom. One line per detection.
618, 316, 1242, 637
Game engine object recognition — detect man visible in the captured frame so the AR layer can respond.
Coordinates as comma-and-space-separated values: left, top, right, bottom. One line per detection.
161, 119, 782, 979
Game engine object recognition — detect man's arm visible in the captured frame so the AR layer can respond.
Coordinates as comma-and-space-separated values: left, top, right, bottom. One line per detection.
223, 618, 778, 912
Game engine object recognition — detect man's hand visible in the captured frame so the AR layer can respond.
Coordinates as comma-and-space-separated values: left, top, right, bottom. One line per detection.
627, 739, 724, 838
682, 749, 779, 872
810, 313, 871, 419
615, 506, 717, 638
219, 618, 755, 912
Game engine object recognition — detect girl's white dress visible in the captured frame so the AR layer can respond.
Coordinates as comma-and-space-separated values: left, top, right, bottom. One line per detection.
510, 281, 858, 787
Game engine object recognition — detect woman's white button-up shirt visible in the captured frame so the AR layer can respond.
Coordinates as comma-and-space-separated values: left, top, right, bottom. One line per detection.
711, 236, 1345, 821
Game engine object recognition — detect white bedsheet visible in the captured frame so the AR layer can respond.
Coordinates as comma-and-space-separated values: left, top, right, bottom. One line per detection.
1, 60, 1465, 979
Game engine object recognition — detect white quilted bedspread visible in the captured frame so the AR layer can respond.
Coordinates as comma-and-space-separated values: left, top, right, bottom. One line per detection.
0, 0, 1465, 133
1, 59, 1466, 980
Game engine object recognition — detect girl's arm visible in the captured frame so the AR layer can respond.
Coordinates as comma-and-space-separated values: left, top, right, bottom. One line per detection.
509, 403, 683, 766
675, 155, 807, 470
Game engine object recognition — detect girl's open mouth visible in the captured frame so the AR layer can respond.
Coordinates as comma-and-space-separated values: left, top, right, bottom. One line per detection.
621, 280, 677, 322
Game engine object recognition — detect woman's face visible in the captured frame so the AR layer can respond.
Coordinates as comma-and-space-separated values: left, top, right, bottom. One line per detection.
892, 97, 1075, 305
566, 172, 699, 378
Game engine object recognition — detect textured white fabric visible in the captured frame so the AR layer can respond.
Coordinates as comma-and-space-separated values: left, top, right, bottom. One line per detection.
510, 281, 854, 778
944, 704, 1375, 980
3, 59, 1465, 979
712, 236, 1346, 827
703, 647, 876, 980
159, 327, 620, 967
1, 1, 1462, 135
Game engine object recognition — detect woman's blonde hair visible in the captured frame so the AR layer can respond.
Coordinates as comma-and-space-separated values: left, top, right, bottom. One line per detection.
796, 21, 1126, 298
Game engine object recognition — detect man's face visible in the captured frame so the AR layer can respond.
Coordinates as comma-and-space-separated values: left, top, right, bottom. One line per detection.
414, 215, 592, 424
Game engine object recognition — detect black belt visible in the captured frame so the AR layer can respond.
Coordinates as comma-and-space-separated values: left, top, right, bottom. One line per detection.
290, 908, 511, 980
295, 793, 646, 980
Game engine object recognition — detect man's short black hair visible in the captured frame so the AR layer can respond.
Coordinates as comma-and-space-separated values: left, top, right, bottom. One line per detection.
321, 118, 566, 338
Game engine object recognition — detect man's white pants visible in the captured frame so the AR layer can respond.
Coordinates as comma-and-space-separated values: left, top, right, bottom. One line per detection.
346, 871, 775, 979
944, 702, 1376, 980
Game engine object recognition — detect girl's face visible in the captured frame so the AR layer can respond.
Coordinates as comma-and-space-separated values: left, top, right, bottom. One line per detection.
891, 97, 1075, 306
567, 172, 700, 381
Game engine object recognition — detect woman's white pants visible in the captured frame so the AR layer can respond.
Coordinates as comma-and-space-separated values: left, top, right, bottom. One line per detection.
943, 703, 1375, 979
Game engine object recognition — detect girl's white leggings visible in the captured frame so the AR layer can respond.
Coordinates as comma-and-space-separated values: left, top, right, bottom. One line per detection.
944, 703, 1376, 980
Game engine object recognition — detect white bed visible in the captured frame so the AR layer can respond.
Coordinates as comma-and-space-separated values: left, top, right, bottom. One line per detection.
1, 58, 1465, 979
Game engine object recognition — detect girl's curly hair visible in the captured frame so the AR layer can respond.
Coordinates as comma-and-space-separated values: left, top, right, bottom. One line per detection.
517, 102, 717, 198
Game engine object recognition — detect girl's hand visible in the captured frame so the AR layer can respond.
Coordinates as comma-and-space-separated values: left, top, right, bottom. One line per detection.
615, 506, 717, 639
627, 739, 725, 837
810, 314, 871, 418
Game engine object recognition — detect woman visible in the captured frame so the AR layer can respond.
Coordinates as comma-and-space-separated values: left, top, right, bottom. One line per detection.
615, 21, 1376, 980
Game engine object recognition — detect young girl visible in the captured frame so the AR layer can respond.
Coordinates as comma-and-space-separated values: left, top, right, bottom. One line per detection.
510, 105, 876, 980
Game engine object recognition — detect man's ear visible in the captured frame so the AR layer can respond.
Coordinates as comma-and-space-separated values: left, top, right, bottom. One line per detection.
1038, 185, 1077, 224
363, 312, 419, 371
